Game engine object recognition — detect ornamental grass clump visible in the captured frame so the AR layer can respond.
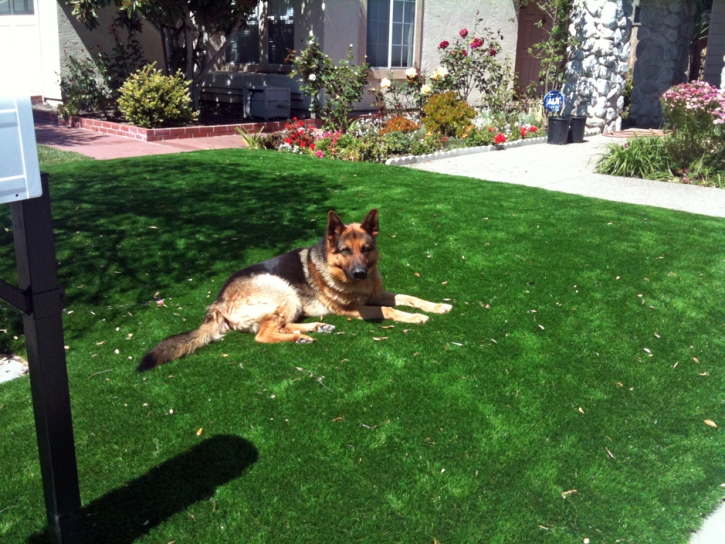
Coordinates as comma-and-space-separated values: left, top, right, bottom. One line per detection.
661, 81, 725, 172
118, 63, 197, 128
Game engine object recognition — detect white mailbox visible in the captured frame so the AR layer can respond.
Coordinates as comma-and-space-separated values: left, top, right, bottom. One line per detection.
0, 95, 42, 205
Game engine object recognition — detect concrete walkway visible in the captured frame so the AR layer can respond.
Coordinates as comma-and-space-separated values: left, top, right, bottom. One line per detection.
35, 122, 244, 160
408, 134, 725, 218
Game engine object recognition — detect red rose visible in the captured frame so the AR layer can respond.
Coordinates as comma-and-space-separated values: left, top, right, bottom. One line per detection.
461, 50, 468, 57
529, 126, 538, 133
310, 143, 316, 150
471, 38, 484, 49
494, 133, 507, 145
460, 28, 468, 38
283, 137, 292, 144
439, 40, 449, 49
489, 48, 497, 56
300, 142, 307, 148
520, 127, 527, 138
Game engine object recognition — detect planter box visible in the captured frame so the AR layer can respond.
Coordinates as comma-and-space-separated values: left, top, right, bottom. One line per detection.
32, 107, 321, 142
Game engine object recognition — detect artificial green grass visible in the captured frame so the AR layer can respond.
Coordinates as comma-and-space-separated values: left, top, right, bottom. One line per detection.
36, 144, 93, 167
1, 149, 725, 543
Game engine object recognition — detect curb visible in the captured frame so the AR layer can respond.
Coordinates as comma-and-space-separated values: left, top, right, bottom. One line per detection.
385, 129, 600, 166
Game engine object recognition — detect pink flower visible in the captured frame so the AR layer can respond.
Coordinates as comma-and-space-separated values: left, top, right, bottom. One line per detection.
471, 38, 484, 49
315, 150, 324, 158
439, 40, 449, 49
460, 28, 468, 38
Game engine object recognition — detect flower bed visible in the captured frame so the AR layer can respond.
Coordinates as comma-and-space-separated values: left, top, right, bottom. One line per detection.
33, 107, 321, 142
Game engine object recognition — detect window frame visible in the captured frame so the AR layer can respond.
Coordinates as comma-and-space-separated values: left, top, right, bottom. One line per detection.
364, 0, 423, 79
0, 0, 35, 16
225, 0, 295, 73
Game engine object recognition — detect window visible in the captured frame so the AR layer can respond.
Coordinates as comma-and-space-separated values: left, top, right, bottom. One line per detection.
226, 0, 294, 66
366, 0, 416, 68
0, 0, 34, 15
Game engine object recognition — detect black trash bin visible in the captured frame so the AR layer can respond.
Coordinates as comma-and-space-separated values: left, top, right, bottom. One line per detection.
568, 116, 586, 143
547, 117, 570, 145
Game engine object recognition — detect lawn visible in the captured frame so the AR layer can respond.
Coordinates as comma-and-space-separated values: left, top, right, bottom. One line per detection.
1, 147, 725, 543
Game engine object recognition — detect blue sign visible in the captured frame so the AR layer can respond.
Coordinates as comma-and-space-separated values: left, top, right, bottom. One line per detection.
543, 90, 565, 114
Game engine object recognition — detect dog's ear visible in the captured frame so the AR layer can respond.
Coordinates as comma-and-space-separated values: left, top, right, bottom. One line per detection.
361, 208, 379, 237
327, 210, 345, 245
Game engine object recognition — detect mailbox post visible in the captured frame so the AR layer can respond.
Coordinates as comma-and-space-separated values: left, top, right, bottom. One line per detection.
0, 96, 83, 543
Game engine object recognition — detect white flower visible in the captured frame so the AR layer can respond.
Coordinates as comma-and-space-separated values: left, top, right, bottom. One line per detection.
380, 77, 392, 91
430, 66, 447, 81
308, 73, 317, 81
405, 67, 417, 79
421, 84, 432, 96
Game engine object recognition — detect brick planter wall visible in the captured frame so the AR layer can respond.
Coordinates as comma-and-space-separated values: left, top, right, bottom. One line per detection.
32, 108, 322, 142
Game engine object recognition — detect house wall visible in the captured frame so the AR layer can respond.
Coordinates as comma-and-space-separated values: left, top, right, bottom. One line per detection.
628, 0, 692, 126
56, 2, 164, 86
703, 0, 725, 87
0, 0, 60, 99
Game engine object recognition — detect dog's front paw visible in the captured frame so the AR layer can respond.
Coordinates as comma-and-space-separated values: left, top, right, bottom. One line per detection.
295, 335, 316, 344
431, 303, 452, 314
316, 324, 336, 333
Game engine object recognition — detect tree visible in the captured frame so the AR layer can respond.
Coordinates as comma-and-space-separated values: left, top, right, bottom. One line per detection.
65, 0, 259, 106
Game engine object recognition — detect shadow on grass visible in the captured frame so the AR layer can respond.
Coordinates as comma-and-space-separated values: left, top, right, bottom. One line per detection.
0, 152, 332, 311
27, 434, 258, 544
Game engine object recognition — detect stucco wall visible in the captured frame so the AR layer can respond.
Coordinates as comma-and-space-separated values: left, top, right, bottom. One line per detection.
57, 2, 164, 80
419, 0, 518, 75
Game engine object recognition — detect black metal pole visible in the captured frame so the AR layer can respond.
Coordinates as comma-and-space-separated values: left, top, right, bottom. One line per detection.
10, 173, 83, 543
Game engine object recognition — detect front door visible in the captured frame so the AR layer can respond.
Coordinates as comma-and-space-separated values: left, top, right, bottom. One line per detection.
514, 2, 552, 95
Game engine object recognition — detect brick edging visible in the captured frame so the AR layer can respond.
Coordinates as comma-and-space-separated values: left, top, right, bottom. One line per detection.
385, 129, 601, 166
32, 109, 321, 142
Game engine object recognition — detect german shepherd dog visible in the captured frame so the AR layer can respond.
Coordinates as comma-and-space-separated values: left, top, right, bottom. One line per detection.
137, 209, 451, 371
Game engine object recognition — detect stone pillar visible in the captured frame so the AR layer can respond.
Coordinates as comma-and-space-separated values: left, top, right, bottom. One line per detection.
628, 0, 693, 127
704, 0, 725, 88
563, 0, 633, 133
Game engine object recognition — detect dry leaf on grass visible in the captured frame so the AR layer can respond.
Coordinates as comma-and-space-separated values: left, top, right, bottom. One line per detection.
414, 272, 420, 277
196, 428, 203, 436
693, 357, 700, 363
578, 407, 585, 414
379, 325, 395, 329
561, 489, 577, 498
372, 337, 388, 341
441, 281, 448, 285
332, 417, 344, 422
705, 420, 718, 428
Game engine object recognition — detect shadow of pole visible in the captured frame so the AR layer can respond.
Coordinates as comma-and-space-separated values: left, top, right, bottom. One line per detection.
27, 434, 258, 544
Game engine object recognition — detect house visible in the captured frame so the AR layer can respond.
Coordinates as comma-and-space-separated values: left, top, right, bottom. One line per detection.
6, 0, 722, 130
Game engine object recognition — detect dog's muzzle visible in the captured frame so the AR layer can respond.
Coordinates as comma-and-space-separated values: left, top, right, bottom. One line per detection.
350, 267, 368, 280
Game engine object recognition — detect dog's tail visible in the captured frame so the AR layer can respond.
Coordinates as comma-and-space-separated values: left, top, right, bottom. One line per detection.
136, 303, 227, 372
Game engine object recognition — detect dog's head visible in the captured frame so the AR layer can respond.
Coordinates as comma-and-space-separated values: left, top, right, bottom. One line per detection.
326, 208, 380, 282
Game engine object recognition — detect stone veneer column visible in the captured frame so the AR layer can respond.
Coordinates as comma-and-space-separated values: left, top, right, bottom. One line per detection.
628, 0, 693, 126
563, 0, 633, 132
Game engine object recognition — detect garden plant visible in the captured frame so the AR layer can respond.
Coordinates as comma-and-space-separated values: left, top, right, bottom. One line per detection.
597, 81, 725, 187
0, 147, 724, 543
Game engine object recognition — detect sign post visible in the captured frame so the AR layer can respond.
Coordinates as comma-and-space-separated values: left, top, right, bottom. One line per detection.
0, 96, 83, 543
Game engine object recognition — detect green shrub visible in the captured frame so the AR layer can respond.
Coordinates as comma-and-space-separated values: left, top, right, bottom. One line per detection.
422, 92, 476, 137
58, 55, 108, 119
595, 136, 674, 180
335, 133, 390, 162
118, 64, 198, 128
382, 131, 416, 156
290, 38, 370, 132
410, 134, 448, 155
379, 116, 420, 135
